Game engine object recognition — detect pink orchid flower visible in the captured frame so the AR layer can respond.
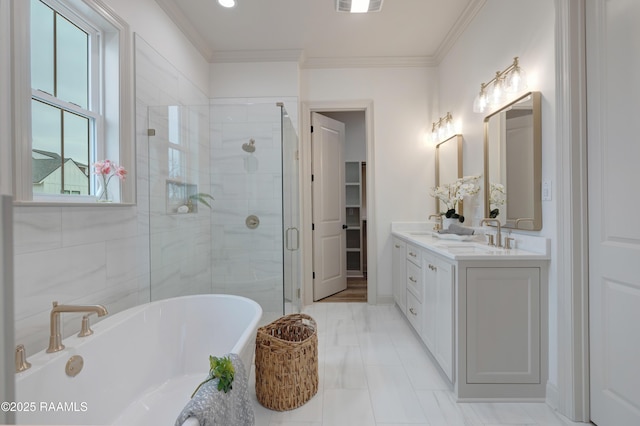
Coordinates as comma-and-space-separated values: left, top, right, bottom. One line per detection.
114, 166, 127, 181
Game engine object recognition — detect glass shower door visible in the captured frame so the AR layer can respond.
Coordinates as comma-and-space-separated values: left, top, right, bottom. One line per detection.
148, 105, 212, 301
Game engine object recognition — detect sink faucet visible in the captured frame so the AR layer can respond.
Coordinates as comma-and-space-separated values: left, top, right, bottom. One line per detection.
480, 218, 502, 248
428, 214, 443, 230
47, 301, 108, 353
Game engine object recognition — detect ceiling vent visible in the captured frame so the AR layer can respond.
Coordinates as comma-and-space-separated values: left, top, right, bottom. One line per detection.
336, 0, 384, 13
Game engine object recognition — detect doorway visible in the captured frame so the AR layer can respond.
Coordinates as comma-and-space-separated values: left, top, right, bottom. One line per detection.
317, 111, 367, 302
301, 101, 377, 306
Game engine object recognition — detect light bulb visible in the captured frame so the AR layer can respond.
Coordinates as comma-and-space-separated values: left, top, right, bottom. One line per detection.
507, 67, 527, 93
218, 0, 236, 8
351, 0, 370, 13
473, 86, 488, 113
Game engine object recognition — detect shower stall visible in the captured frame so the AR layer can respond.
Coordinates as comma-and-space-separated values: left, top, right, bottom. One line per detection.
147, 101, 300, 320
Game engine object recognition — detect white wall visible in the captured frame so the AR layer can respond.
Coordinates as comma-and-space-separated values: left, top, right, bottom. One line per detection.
103, 0, 209, 95
302, 66, 438, 300
210, 61, 301, 135
436, 0, 558, 390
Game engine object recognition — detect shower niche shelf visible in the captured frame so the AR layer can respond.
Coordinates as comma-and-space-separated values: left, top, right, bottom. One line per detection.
166, 180, 199, 214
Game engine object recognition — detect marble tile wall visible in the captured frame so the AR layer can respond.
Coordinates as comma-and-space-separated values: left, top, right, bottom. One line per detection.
210, 100, 285, 316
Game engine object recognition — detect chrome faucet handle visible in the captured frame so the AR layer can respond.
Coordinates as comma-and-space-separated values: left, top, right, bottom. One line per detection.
486, 233, 495, 247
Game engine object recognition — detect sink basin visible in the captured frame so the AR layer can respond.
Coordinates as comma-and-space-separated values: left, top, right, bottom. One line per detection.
435, 243, 497, 254
409, 231, 433, 236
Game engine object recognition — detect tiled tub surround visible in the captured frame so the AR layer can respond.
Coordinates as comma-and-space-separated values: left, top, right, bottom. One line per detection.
12, 205, 149, 356
15, 294, 262, 425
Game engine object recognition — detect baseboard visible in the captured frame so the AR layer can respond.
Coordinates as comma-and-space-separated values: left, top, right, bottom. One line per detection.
375, 295, 394, 304
546, 381, 559, 410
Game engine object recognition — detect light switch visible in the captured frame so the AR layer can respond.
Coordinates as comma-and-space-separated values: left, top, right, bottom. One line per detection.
542, 180, 552, 201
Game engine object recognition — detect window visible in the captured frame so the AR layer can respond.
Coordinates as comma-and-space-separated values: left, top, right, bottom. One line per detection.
30, 0, 97, 197
13, 0, 133, 204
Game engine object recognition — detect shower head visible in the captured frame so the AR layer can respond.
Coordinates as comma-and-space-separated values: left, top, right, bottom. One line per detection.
242, 138, 256, 153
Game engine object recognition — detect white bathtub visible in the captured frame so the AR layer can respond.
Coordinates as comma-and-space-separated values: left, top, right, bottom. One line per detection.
15, 294, 262, 425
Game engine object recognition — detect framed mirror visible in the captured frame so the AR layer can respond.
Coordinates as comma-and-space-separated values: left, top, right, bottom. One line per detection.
484, 91, 541, 230
435, 134, 462, 214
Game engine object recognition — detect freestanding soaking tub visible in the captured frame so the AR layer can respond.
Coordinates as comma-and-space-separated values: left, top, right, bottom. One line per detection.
14, 294, 262, 425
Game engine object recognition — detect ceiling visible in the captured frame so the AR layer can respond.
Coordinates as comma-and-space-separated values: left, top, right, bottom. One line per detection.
155, 0, 486, 67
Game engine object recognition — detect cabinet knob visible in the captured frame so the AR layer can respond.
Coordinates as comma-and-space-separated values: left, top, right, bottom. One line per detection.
409, 308, 417, 316
409, 251, 417, 257
429, 264, 437, 271
395, 244, 401, 248
409, 276, 417, 283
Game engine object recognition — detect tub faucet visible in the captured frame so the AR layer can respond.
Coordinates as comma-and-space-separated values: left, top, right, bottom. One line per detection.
480, 218, 502, 248
47, 301, 108, 353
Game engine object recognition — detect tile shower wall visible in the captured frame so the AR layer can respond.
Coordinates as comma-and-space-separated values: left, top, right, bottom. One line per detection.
210, 100, 284, 316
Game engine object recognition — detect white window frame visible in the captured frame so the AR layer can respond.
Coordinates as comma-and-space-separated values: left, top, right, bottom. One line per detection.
12, 0, 134, 205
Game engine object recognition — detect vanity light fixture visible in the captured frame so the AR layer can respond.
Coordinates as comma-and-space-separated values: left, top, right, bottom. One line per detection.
432, 112, 455, 143
473, 57, 527, 113
218, 0, 236, 8
336, 0, 384, 13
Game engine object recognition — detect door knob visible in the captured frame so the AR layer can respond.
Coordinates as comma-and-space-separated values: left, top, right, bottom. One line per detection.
342, 224, 348, 229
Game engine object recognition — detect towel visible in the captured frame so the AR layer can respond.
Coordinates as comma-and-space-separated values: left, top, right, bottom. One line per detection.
175, 353, 255, 426
438, 223, 475, 236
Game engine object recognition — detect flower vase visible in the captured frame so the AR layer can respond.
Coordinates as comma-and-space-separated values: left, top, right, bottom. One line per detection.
96, 178, 112, 203
442, 217, 458, 230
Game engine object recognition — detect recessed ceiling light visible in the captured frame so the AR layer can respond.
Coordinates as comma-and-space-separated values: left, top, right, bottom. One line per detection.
218, 0, 236, 8
336, 0, 383, 13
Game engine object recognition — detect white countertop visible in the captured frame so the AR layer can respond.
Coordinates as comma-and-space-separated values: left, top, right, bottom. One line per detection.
391, 222, 550, 261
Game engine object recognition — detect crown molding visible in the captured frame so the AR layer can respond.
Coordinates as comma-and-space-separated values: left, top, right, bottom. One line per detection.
433, 0, 487, 64
301, 56, 436, 69
156, 0, 485, 67
154, 0, 213, 61
211, 49, 304, 63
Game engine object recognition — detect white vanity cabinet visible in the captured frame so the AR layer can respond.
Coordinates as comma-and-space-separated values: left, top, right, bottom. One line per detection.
391, 227, 549, 401
457, 263, 546, 399
422, 251, 455, 382
392, 237, 407, 314
405, 243, 423, 332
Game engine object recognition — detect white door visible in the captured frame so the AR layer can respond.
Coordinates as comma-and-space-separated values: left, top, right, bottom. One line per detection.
312, 112, 347, 301
587, 1, 640, 425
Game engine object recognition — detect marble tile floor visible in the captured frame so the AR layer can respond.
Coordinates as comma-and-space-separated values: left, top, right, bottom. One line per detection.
248, 302, 592, 426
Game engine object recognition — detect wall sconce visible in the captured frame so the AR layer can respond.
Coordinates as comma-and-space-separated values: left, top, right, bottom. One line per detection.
432, 112, 456, 143
473, 57, 527, 113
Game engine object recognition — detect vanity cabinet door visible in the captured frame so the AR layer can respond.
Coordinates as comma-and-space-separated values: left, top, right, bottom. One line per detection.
465, 267, 540, 384
434, 258, 454, 382
392, 238, 406, 314
421, 252, 438, 353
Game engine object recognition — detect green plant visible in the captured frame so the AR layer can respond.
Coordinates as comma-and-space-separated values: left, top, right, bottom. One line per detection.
191, 355, 235, 397
188, 192, 214, 209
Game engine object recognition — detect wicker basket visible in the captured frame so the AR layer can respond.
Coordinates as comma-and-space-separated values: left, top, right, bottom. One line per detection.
254, 313, 318, 411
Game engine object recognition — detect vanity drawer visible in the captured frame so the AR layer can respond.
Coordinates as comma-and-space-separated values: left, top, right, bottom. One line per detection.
406, 243, 421, 266
406, 291, 422, 333
406, 260, 423, 299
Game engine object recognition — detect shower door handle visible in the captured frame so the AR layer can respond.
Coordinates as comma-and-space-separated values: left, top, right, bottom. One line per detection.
285, 227, 300, 251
